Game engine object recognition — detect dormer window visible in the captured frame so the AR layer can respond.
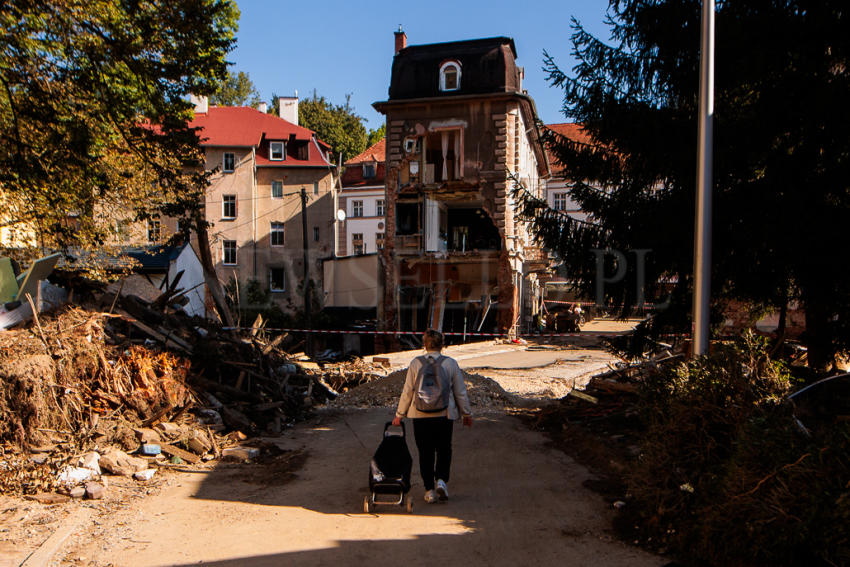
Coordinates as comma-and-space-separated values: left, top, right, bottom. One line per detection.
363, 163, 376, 178
439, 61, 461, 91
269, 141, 285, 161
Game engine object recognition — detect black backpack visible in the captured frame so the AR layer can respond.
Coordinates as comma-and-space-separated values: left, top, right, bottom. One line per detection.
414, 355, 451, 412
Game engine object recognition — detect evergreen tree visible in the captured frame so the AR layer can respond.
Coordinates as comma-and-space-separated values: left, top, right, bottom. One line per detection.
514, 0, 850, 369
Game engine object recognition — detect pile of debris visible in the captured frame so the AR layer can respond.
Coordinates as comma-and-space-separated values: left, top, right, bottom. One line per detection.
0, 274, 329, 498
330, 368, 515, 410
306, 358, 391, 395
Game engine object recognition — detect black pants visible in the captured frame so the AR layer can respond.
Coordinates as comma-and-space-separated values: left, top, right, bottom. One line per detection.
412, 417, 453, 491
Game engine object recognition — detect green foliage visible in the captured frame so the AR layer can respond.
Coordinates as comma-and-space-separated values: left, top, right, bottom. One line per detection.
367, 123, 386, 148
210, 69, 262, 107
0, 0, 238, 258
516, 0, 850, 367
627, 332, 849, 565
298, 93, 367, 163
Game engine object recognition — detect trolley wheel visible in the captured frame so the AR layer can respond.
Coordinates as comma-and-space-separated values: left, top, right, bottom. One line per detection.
404, 493, 413, 513
363, 495, 372, 514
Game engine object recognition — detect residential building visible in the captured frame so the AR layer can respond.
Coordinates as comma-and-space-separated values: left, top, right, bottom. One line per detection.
543, 123, 591, 223
373, 31, 550, 339
188, 97, 336, 310
337, 139, 387, 256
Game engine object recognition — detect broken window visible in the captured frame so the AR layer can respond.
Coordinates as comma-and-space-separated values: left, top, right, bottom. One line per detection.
446, 206, 501, 252
424, 129, 462, 183
396, 201, 421, 236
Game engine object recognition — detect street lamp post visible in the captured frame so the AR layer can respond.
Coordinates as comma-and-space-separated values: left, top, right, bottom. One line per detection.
692, 0, 715, 356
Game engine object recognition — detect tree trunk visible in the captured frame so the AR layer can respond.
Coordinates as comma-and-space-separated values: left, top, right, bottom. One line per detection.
804, 306, 834, 373
194, 214, 235, 328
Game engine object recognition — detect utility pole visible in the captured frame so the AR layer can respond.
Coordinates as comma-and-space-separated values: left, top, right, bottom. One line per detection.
692, 0, 715, 356
300, 186, 313, 357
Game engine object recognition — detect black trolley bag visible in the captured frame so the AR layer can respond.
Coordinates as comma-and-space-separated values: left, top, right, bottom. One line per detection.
364, 421, 413, 513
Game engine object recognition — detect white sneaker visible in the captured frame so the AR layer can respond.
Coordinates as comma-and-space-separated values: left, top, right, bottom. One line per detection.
436, 479, 448, 501
424, 489, 437, 503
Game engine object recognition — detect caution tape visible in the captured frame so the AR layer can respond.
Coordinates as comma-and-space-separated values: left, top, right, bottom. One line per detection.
219, 326, 649, 338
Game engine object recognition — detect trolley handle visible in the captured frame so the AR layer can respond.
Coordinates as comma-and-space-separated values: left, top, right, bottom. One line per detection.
384, 421, 406, 437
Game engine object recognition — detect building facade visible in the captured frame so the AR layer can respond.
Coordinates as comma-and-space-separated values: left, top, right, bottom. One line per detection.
374, 32, 550, 339
337, 139, 387, 257
189, 97, 336, 310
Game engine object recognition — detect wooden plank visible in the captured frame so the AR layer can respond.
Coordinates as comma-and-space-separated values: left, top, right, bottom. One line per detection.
19, 508, 92, 567
568, 389, 599, 404
159, 442, 200, 464
115, 310, 190, 353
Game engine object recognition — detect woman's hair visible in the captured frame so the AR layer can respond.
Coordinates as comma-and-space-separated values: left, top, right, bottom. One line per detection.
423, 329, 444, 350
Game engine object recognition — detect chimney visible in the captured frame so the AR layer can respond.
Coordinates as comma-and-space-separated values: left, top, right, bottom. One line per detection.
394, 25, 407, 54
278, 96, 298, 125
258, 101, 268, 113
189, 94, 208, 114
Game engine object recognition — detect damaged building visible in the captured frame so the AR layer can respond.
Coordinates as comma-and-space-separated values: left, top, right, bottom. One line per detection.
373, 31, 550, 340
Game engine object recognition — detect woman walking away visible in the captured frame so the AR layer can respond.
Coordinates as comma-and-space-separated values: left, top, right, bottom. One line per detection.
392, 330, 473, 503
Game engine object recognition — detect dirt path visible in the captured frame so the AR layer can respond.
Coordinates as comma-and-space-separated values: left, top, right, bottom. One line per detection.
55, 404, 662, 567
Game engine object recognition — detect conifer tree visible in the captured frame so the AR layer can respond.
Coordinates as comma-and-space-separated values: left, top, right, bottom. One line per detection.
514, 0, 850, 369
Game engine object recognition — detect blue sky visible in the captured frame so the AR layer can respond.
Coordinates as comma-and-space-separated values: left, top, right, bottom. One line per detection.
229, 0, 613, 131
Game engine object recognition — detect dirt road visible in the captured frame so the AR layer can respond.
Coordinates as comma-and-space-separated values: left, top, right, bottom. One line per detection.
29, 338, 663, 566
57, 408, 661, 567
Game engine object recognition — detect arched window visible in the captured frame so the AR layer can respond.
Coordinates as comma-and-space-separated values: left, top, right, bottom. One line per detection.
439, 61, 461, 92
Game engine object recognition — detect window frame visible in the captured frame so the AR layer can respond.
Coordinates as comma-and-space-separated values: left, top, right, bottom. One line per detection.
270, 222, 285, 247
269, 141, 285, 161
439, 61, 462, 92
351, 200, 364, 218
271, 180, 283, 199
363, 163, 376, 178
376, 199, 385, 216
313, 181, 319, 195
223, 152, 235, 172
313, 226, 320, 242
269, 267, 286, 292
147, 219, 161, 243
222, 194, 237, 219
222, 240, 237, 266
553, 192, 568, 211
352, 233, 364, 255
376, 232, 385, 250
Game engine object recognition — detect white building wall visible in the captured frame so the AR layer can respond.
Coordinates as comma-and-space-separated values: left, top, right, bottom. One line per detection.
340, 188, 385, 256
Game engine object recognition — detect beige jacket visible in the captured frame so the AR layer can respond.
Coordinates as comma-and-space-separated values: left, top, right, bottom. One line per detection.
395, 351, 472, 420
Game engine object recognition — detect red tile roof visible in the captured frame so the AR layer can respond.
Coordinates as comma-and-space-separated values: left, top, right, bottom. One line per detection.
544, 123, 592, 175
345, 138, 386, 165
190, 106, 332, 167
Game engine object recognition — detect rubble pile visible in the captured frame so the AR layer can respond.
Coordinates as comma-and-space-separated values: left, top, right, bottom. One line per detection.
0, 282, 327, 497
330, 368, 515, 410
306, 358, 390, 395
